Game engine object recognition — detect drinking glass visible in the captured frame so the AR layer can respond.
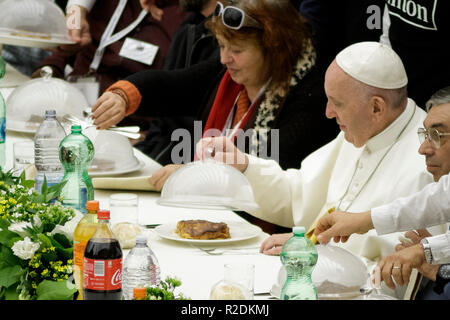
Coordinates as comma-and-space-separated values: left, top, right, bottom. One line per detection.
210, 263, 255, 300
109, 193, 139, 226
13, 141, 34, 177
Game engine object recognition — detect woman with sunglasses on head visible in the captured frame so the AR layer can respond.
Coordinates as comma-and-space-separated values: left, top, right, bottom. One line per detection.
91, 0, 338, 198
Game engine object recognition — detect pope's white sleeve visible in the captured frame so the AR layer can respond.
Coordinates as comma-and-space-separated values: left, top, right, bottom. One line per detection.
243, 154, 296, 227
426, 233, 450, 265
371, 174, 450, 234
66, 0, 96, 12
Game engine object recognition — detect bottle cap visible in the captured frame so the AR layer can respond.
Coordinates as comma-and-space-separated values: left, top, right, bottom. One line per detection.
45, 110, 56, 118
97, 210, 110, 220
133, 287, 147, 299
86, 200, 99, 211
135, 234, 147, 244
71, 125, 82, 133
293, 226, 305, 235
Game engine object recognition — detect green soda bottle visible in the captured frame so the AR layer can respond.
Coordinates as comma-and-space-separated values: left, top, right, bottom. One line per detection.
59, 125, 94, 213
0, 56, 6, 170
280, 226, 318, 300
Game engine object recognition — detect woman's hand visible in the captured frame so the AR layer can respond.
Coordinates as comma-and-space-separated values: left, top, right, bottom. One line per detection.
92, 91, 127, 129
149, 164, 183, 191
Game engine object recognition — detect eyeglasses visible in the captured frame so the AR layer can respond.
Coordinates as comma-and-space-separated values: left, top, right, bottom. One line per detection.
418, 127, 450, 149
213, 1, 262, 30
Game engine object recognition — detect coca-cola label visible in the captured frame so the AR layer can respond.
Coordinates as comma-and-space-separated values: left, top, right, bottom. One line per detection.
83, 258, 122, 291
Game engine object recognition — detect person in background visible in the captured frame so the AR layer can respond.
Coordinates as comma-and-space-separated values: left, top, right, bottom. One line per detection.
381, 1, 450, 108
133, 0, 219, 165
297, 0, 385, 74
32, 0, 187, 129
194, 42, 447, 299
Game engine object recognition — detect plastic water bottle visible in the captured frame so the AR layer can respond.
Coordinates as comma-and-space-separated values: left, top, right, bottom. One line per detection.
280, 226, 318, 300
0, 56, 6, 170
122, 235, 161, 300
59, 125, 94, 213
34, 110, 66, 193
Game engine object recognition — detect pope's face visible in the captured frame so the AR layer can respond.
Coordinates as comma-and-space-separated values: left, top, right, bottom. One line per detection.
324, 61, 375, 148
419, 103, 450, 181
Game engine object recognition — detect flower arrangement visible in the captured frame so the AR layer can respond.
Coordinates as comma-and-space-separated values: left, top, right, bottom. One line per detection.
137, 276, 190, 300
0, 169, 82, 300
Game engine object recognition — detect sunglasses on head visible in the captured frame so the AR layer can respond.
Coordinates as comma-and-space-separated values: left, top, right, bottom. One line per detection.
213, 1, 262, 30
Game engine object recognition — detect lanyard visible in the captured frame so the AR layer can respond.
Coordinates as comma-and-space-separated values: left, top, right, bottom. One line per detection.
89, 0, 148, 72
222, 82, 269, 140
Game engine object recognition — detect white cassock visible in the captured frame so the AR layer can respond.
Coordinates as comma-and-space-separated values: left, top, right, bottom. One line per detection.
244, 99, 447, 299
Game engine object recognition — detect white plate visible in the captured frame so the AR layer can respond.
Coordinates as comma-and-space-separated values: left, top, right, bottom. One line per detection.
154, 221, 262, 244
88, 160, 146, 177
0, 34, 75, 48
7, 123, 40, 134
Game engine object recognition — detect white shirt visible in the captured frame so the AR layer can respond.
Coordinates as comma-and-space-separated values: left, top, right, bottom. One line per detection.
244, 99, 446, 298
372, 174, 450, 264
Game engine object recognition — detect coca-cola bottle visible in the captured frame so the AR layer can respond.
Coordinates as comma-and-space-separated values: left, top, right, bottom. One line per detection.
83, 210, 123, 300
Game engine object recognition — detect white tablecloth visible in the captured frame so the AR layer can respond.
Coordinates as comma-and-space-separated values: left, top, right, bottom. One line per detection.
2, 122, 281, 300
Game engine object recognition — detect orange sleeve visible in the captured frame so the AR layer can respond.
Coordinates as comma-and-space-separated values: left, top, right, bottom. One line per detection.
106, 80, 142, 116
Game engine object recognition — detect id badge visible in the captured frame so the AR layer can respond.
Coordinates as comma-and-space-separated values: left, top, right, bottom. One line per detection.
119, 37, 159, 66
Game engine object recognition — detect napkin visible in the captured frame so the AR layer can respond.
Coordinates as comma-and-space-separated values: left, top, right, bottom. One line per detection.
91, 148, 162, 191
92, 175, 158, 191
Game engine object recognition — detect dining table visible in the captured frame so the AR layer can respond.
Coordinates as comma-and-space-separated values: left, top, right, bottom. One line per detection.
0, 65, 282, 301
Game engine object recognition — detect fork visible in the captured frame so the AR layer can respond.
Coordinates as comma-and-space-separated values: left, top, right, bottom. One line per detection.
190, 245, 261, 255
63, 114, 141, 139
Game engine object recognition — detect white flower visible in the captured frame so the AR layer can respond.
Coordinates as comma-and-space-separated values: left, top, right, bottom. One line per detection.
11, 237, 40, 260
49, 209, 83, 241
33, 214, 42, 228
8, 221, 33, 237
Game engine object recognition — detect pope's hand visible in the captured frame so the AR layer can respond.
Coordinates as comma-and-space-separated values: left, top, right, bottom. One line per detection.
140, 0, 164, 21
259, 233, 293, 255
92, 91, 127, 129
376, 244, 425, 289
314, 210, 373, 244
149, 164, 183, 191
195, 137, 249, 173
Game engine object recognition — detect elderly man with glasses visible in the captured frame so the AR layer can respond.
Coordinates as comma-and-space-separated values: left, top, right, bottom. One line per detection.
314, 87, 450, 299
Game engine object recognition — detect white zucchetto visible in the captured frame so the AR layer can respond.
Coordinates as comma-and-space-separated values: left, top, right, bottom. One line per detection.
336, 41, 408, 89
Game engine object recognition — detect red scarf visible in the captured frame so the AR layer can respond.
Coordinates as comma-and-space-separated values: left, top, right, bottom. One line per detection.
202, 71, 255, 140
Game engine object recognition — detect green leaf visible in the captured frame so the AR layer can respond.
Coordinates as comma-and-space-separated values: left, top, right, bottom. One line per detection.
48, 235, 73, 260
38, 233, 53, 248
0, 245, 23, 268
21, 179, 36, 189
36, 280, 77, 300
41, 176, 48, 196
4, 285, 19, 300
53, 233, 72, 249
0, 229, 18, 246
0, 218, 11, 230
0, 265, 23, 288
